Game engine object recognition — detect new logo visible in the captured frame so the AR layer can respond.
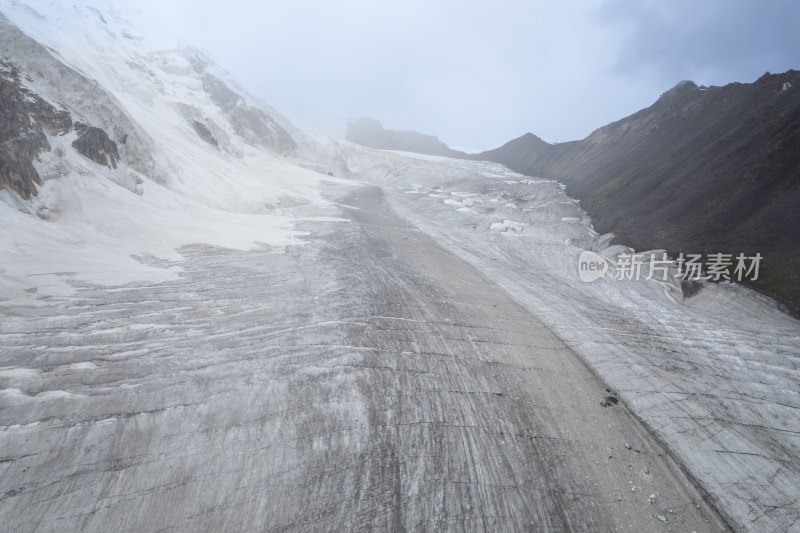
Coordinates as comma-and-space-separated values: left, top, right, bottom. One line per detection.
578, 251, 609, 282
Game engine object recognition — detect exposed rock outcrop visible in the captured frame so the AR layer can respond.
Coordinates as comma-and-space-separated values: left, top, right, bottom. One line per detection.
0, 13, 166, 184
0, 53, 126, 198
228, 105, 296, 154
191, 120, 218, 148
346, 117, 467, 158
0, 57, 71, 198
202, 73, 242, 113
201, 72, 295, 154
72, 123, 120, 168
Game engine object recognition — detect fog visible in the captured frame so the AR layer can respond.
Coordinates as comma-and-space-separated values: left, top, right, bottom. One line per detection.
116, 0, 800, 150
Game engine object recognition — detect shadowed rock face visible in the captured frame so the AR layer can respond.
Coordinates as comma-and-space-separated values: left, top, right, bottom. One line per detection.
0, 58, 71, 199
191, 120, 218, 148
1, 56, 122, 198
476, 71, 800, 314
1, 55, 121, 199
229, 105, 296, 154
72, 123, 120, 168
0, 14, 166, 185
201, 72, 296, 154
347, 117, 468, 158
202, 73, 241, 113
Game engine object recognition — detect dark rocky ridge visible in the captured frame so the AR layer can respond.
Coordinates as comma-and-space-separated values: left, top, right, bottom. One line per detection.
0, 56, 124, 199
0, 57, 71, 199
347, 117, 468, 158
72, 123, 120, 168
0, 13, 166, 184
476, 71, 800, 314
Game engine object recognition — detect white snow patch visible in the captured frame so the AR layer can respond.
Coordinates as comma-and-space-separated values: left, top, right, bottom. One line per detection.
0, 367, 43, 378
0, 388, 84, 400
68, 362, 98, 370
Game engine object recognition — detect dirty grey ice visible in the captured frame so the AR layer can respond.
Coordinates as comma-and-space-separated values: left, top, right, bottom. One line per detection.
1, 180, 729, 532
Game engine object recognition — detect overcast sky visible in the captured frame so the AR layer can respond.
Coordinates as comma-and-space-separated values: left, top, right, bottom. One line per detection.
130, 0, 799, 151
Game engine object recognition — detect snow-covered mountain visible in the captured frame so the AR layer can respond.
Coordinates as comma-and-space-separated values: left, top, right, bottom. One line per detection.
0, 0, 341, 301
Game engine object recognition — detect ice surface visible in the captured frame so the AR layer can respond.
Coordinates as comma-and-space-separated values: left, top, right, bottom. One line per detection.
340, 145, 800, 532
0, 187, 727, 532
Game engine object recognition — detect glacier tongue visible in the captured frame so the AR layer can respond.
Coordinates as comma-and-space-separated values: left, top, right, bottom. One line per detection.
2, 140, 797, 530
344, 146, 800, 533
0, 182, 728, 532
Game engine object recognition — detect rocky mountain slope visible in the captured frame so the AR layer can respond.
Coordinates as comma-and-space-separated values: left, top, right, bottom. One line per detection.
0, 12, 159, 197
0, 0, 328, 301
476, 73, 800, 314
0, 56, 71, 198
345, 75, 800, 314
346, 117, 467, 158
0, 8, 296, 203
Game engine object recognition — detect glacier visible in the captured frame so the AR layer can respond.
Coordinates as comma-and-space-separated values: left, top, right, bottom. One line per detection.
0, 1, 799, 531
341, 147, 800, 532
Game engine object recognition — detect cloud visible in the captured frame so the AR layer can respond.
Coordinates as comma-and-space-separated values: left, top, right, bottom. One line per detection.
110, 0, 800, 149
599, 0, 800, 85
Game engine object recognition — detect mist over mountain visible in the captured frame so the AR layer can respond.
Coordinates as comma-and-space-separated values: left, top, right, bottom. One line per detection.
346, 117, 468, 158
